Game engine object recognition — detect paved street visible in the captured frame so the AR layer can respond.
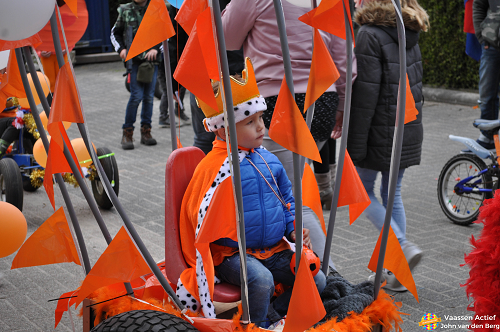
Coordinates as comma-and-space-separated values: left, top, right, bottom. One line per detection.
0, 60, 486, 331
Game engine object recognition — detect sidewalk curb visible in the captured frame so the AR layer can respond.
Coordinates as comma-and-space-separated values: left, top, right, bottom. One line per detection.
423, 86, 479, 107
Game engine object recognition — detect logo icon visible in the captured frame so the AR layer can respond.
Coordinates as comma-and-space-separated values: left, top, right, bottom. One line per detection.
419, 313, 441, 330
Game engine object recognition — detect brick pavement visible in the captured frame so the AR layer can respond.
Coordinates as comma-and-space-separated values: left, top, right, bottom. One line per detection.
0, 61, 485, 331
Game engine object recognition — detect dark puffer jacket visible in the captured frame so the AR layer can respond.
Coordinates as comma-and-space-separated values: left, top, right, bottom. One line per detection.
347, 1, 424, 171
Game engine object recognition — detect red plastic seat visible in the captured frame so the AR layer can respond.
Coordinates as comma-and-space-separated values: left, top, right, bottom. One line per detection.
165, 147, 241, 303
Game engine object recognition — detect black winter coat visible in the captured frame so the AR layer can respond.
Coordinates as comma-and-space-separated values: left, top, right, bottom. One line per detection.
347, 5, 424, 172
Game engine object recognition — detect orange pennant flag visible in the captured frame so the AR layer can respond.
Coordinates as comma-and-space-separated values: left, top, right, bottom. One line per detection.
173, 7, 218, 112
368, 226, 419, 302
176, 136, 183, 148
0, 34, 42, 52
74, 227, 151, 308
64, 0, 78, 18
403, 74, 418, 124
283, 251, 326, 332
54, 289, 79, 328
299, 0, 355, 44
0, 51, 27, 99
269, 77, 321, 163
11, 207, 81, 269
49, 62, 84, 126
302, 163, 326, 235
175, 0, 208, 35
337, 151, 370, 224
196, 9, 219, 81
125, 0, 176, 61
304, 29, 340, 113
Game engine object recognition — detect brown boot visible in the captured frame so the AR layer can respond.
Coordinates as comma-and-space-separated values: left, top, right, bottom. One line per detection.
315, 172, 334, 210
140, 125, 157, 146
121, 128, 134, 150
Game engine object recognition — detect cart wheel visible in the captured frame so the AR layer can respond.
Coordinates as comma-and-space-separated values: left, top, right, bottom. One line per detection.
0, 158, 24, 211
91, 147, 119, 209
90, 310, 199, 332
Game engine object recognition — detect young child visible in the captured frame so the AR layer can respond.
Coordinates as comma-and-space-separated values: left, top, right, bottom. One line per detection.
0, 97, 36, 156
177, 58, 326, 328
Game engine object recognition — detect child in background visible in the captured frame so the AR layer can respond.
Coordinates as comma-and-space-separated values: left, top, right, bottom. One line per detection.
177, 58, 326, 328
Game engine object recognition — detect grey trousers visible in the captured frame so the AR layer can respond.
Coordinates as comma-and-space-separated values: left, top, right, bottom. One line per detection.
262, 130, 336, 272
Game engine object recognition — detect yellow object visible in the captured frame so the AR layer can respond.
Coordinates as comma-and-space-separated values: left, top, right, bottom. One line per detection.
18, 72, 50, 108
196, 57, 260, 119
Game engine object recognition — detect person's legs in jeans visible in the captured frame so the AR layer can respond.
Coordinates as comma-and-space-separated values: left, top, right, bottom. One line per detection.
157, 60, 169, 124
356, 167, 405, 244
190, 92, 215, 154
140, 65, 158, 128
215, 253, 276, 328
123, 63, 143, 129
478, 44, 500, 142
380, 169, 407, 245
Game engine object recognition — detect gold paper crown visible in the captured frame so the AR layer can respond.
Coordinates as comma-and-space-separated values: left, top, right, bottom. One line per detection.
197, 57, 261, 119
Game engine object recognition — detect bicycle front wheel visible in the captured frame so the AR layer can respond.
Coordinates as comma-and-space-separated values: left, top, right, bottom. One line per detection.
438, 154, 492, 226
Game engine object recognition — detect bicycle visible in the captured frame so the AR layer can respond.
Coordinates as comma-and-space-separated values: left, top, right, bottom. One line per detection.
437, 119, 500, 226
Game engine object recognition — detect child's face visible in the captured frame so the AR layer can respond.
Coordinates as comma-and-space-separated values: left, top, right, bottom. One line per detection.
234, 111, 265, 149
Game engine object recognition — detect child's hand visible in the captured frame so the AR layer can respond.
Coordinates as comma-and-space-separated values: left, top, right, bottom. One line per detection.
290, 229, 312, 250
120, 49, 127, 60
145, 49, 158, 61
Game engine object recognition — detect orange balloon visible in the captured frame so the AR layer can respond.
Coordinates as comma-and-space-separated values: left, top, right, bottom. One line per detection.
38, 111, 71, 131
0, 202, 27, 258
18, 72, 50, 108
71, 138, 96, 168
33, 136, 50, 168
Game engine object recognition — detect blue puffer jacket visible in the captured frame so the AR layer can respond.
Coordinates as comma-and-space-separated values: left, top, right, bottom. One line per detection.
214, 148, 295, 249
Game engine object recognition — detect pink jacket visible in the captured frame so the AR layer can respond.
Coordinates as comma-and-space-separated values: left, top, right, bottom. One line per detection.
221, 0, 356, 112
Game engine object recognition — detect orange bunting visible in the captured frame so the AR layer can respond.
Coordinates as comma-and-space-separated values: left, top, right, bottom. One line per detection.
11, 207, 81, 269
173, 7, 218, 112
64, 0, 78, 18
283, 251, 326, 332
125, 0, 176, 61
49, 62, 84, 126
74, 227, 152, 308
304, 29, 340, 113
268, 77, 321, 163
298, 0, 355, 45
175, 0, 208, 35
0, 51, 27, 99
368, 226, 419, 302
0, 34, 42, 52
302, 163, 326, 235
54, 289, 79, 328
196, 9, 219, 81
337, 151, 370, 224
403, 74, 418, 124
176, 136, 183, 148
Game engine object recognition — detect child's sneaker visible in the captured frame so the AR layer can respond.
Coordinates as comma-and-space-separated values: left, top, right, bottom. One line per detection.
368, 268, 407, 292
267, 317, 286, 331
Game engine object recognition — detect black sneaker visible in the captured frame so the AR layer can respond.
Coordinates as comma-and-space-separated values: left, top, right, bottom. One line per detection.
161, 116, 177, 128
178, 109, 191, 126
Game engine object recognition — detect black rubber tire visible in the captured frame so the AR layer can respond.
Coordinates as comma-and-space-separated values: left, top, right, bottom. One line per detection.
90, 310, 199, 332
91, 147, 119, 210
125, 75, 162, 99
437, 154, 493, 226
0, 158, 24, 211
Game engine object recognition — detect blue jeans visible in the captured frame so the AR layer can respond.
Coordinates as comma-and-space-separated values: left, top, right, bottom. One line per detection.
356, 167, 407, 245
214, 250, 326, 328
478, 43, 500, 140
122, 62, 158, 129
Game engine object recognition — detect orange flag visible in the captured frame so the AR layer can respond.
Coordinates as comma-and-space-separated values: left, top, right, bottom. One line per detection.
403, 74, 418, 124
176, 136, 183, 148
175, 0, 208, 35
64, 0, 78, 18
0, 34, 42, 52
368, 226, 419, 302
11, 207, 81, 269
74, 227, 151, 308
302, 163, 326, 235
299, 0, 355, 44
337, 151, 370, 224
304, 29, 340, 113
173, 7, 218, 112
125, 0, 176, 61
283, 251, 326, 332
269, 77, 321, 163
54, 289, 79, 328
0, 51, 27, 99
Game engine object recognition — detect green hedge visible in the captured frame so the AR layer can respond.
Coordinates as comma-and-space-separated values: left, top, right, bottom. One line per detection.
419, 0, 479, 89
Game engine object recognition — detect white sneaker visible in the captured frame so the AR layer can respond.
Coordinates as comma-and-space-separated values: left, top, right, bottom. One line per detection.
368, 269, 407, 292
402, 242, 423, 271
267, 318, 286, 331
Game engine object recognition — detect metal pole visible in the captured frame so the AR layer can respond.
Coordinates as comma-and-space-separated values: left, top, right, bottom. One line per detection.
14, 48, 91, 275
48, 10, 184, 310
162, 40, 178, 151
322, 3, 354, 275
373, 0, 407, 299
212, 0, 251, 323
271, 0, 304, 269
